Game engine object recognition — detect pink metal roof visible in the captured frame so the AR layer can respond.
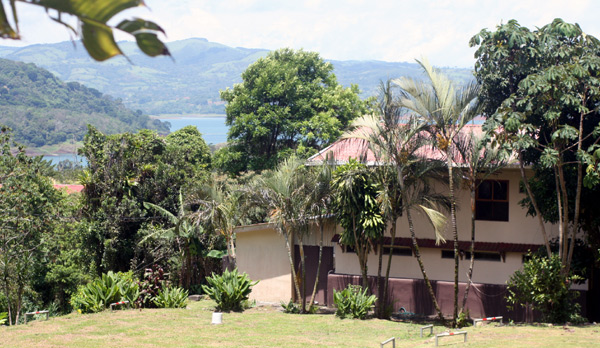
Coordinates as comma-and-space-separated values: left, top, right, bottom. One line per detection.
53, 184, 84, 194
307, 123, 485, 165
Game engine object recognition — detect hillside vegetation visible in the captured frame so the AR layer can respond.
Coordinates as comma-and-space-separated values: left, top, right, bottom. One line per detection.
0, 58, 169, 147
0, 38, 474, 115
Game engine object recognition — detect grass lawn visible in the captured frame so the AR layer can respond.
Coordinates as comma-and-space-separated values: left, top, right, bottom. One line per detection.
1, 300, 598, 348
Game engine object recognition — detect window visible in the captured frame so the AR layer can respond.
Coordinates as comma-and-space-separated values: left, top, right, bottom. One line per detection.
476, 180, 509, 221
464, 251, 502, 262
441, 250, 455, 259
383, 246, 412, 256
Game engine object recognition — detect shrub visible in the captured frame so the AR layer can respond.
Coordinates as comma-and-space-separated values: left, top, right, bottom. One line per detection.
153, 287, 189, 308
333, 285, 377, 320
280, 299, 300, 314
506, 253, 583, 323
136, 266, 169, 309
0, 312, 7, 325
70, 271, 138, 313
202, 268, 258, 312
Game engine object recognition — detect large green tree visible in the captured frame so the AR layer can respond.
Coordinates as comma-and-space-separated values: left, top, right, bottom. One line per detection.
79, 125, 211, 276
471, 19, 600, 275
0, 126, 63, 325
0, 0, 169, 61
218, 48, 369, 173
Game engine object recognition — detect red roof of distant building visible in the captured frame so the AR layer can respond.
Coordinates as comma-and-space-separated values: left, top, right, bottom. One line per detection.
53, 184, 84, 194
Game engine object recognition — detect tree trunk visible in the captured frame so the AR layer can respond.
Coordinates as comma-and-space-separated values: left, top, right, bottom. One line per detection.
376, 237, 384, 318
566, 110, 585, 275
382, 218, 397, 316
447, 152, 459, 328
460, 183, 476, 315
406, 208, 445, 324
282, 229, 303, 303
299, 239, 307, 313
518, 152, 552, 257
307, 221, 324, 312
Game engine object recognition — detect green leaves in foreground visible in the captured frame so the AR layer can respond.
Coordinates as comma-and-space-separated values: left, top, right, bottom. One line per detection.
153, 287, 189, 309
202, 268, 258, 312
333, 285, 377, 320
0, 0, 169, 61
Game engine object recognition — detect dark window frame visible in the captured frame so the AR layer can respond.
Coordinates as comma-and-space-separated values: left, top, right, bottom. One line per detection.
475, 179, 509, 221
382, 245, 412, 256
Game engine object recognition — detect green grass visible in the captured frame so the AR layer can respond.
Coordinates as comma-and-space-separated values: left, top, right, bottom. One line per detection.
1, 300, 599, 347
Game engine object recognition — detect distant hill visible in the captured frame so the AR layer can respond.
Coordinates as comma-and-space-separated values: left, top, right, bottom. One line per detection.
0, 38, 474, 115
0, 58, 169, 147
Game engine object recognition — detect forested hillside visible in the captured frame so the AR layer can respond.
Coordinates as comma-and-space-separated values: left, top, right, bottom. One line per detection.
0, 59, 169, 147
0, 38, 474, 115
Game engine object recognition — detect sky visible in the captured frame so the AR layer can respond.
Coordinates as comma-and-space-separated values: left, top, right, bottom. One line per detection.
3, 0, 600, 68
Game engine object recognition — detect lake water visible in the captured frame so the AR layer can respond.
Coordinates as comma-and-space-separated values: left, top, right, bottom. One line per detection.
162, 116, 229, 145
43, 116, 228, 164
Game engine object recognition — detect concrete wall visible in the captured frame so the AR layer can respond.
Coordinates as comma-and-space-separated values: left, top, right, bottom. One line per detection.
236, 224, 292, 302
235, 222, 338, 302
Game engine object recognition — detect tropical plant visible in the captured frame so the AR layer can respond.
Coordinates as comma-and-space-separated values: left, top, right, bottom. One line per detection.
0, 311, 7, 325
333, 284, 377, 320
394, 59, 480, 327
471, 18, 600, 276
0, 0, 169, 61
506, 253, 584, 323
202, 268, 257, 312
70, 272, 138, 313
331, 159, 385, 291
250, 156, 313, 312
135, 266, 168, 309
143, 191, 205, 289
153, 287, 189, 309
191, 177, 246, 265
346, 81, 449, 321
280, 299, 301, 314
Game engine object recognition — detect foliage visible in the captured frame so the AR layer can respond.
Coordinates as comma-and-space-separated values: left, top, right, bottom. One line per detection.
331, 159, 385, 289
0, 0, 169, 61
219, 48, 370, 173
201, 268, 257, 312
0, 311, 6, 325
70, 271, 138, 313
79, 125, 211, 277
280, 299, 301, 314
471, 18, 600, 273
333, 285, 377, 320
135, 266, 168, 309
0, 58, 169, 147
0, 126, 63, 325
153, 287, 189, 309
394, 57, 480, 327
506, 253, 583, 323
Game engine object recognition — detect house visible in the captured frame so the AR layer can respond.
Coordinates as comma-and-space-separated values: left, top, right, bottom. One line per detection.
235, 125, 588, 319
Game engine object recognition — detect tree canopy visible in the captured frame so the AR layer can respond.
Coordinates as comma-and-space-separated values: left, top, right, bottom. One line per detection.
217, 48, 369, 173
471, 18, 600, 273
0, 0, 169, 61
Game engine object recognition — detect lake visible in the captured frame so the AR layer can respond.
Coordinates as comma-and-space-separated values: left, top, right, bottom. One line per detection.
161, 116, 229, 145
43, 116, 229, 164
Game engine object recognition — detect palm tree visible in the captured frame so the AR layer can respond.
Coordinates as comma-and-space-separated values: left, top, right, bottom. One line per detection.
347, 81, 449, 321
394, 59, 480, 327
453, 131, 506, 314
305, 160, 334, 312
190, 178, 245, 267
252, 156, 313, 312
143, 191, 203, 288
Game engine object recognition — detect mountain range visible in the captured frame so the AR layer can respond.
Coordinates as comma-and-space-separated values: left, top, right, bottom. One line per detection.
0, 38, 474, 115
